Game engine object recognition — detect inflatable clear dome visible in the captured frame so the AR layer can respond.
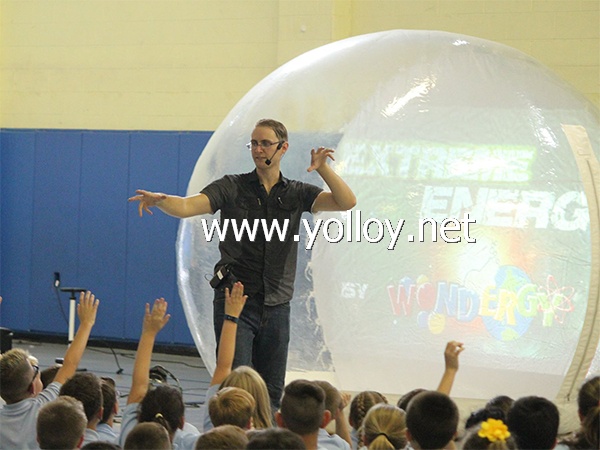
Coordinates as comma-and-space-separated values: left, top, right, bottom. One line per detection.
177, 30, 600, 417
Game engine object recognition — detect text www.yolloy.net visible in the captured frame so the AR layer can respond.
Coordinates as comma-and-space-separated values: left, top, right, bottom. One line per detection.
199, 211, 476, 250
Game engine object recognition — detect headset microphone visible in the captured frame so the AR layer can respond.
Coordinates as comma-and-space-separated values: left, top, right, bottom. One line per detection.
265, 141, 284, 166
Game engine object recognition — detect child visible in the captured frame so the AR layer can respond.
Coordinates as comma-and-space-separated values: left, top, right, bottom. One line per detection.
118, 298, 184, 446
314, 380, 352, 450
194, 424, 248, 450
506, 396, 559, 450
276, 379, 329, 450
200, 282, 273, 432
96, 377, 119, 443
361, 403, 407, 450
558, 375, 599, 450
0, 291, 99, 449
406, 391, 459, 450
36, 395, 88, 450
208, 386, 255, 429
124, 422, 171, 450
59, 372, 104, 446
349, 391, 388, 450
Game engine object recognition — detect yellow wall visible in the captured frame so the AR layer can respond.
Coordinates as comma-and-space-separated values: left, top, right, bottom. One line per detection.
1, 0, 597, 131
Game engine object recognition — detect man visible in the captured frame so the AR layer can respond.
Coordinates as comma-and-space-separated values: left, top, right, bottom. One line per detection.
129, 119, 356, 409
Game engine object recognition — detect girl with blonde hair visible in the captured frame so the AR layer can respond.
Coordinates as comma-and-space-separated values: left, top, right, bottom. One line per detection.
219, 366, 273, 429
361, 403, 407, 450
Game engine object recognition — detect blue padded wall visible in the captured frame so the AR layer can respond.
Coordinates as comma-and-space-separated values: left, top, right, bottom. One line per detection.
0, 129, 211, 346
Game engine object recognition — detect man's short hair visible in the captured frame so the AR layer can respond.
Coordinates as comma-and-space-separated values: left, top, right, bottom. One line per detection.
246, 428, 306, 450
124, 422, 171, 450
406, 391, 459, 450
194, 424, 249, 450
0, 348, 35, 403
280, 379, 325, 435
255, 118, 288, 142
506, 396, 559, 450
37, 396, 87, 450
209, 386, 256, 428
59, 372, 103, 423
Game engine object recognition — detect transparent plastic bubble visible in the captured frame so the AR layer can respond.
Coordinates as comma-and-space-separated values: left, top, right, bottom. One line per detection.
177, 30, 600, 406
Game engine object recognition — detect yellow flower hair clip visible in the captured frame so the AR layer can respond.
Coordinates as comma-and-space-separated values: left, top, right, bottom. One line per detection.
478, 418, 511, 442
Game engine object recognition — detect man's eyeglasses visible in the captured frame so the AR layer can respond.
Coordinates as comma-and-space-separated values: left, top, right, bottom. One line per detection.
30, 364, 39, 386
246, 140, 284, 150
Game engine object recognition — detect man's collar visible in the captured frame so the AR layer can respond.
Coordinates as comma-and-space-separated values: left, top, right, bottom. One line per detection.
249, 169, 289, 187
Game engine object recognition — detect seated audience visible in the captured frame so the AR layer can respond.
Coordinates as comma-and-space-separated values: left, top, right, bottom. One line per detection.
81, 442, 122, 450
60, 372, 104, 446
96, 377, 120, 443
195, 424, 249, 450
208, 386, 256, 429
506, 396, 559, 450
464, 407, 506, 431
314, 380, 352, 450
396, 389, 425, 413
361, 403, 407, 450
36, 395, 87, 450
406, 391, 459, 450
460, 417, 516, 450
485, 396, 514, 417
199, 283, 274, 432
118, 298, 188, 447
558, 375, 599, 450
246, 427, 307, 450
276, 379, 329, 450
40, 364, 61, 389
212, 365, 273, 431
0, 291, 99, 449
124, 422, 171, 450
349, 391, 388, 450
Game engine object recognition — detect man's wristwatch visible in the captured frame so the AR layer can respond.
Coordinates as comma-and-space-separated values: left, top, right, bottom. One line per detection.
224, 314, 239, 324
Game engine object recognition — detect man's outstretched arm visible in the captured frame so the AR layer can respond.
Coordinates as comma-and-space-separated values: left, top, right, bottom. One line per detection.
308, 147, 356, 212
128, 190, 213, 218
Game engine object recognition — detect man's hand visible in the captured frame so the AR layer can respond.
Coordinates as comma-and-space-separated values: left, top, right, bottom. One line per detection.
77, 291, 99, 327
307, 147, 335, 172
128, 189, 168, 217
224, 282, 248, 319
142, 298, 170, 336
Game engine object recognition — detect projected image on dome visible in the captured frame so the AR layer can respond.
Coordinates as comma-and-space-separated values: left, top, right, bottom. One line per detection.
177, 30, 599, 402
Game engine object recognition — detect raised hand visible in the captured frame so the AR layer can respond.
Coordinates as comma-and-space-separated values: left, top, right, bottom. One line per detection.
77, 291, 99, 327
224, 282, 248, 319
128, 189, 168, 217
444, 340, 465, 371
142, 298, 171, 336
307, 147, 335, 172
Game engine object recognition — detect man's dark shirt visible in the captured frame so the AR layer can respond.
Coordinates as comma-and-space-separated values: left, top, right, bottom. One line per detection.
201, 170, 322, 306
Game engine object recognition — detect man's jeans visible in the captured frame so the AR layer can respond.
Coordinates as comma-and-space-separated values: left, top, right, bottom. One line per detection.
213, 291, 290, 411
